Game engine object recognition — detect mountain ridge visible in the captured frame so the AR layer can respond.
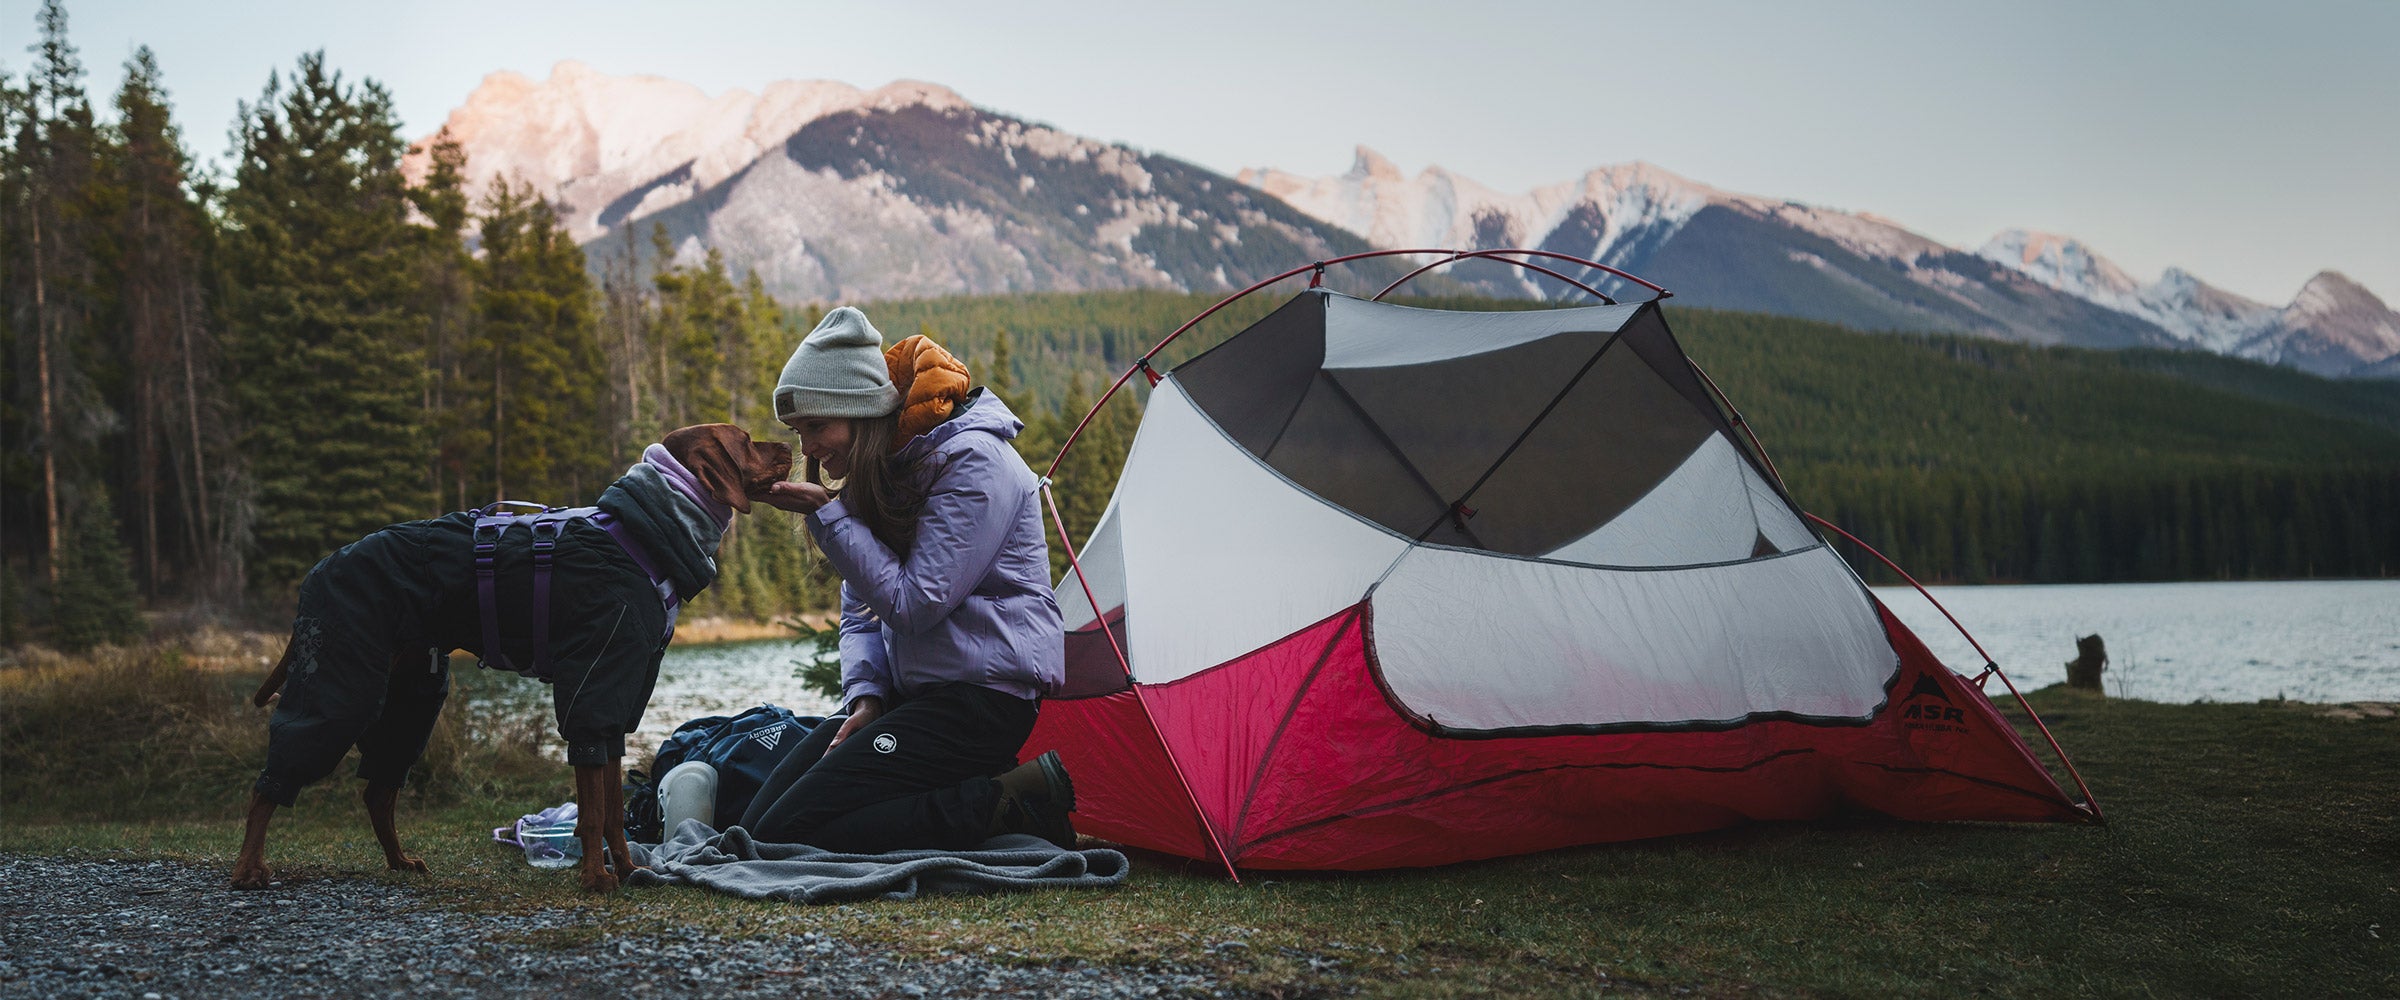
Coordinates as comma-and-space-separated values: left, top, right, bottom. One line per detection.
404, 63, 2399, 379
1248, 147, 2399, 378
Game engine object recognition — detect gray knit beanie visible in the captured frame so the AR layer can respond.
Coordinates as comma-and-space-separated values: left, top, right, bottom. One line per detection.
774, 306, 901, 426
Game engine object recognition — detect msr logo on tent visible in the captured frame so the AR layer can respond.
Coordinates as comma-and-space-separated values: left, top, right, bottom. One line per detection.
1899, 674, 1969, 734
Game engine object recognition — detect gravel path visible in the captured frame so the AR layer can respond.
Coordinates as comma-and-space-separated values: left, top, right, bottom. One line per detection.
0, 855, 1250, 999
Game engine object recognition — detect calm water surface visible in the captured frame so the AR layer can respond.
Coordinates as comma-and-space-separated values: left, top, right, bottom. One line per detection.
639, 638, 838, 751
638, 579, 2399, 749
1872, 579, 2399, 704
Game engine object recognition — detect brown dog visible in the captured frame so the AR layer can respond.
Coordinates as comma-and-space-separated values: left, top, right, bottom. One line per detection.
232, 424, 791, 892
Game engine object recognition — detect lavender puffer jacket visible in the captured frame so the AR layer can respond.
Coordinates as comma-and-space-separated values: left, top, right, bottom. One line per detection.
805, 389, 1065, 709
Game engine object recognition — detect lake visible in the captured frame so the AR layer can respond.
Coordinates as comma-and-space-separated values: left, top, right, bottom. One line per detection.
639, 579, 2400, 749
1871, 579, 2399, 705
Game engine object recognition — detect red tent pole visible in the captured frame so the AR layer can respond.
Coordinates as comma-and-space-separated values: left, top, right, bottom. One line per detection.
1371, 249, 1615, 303
1041, 481, 1129, 677
1045, 251, 1406, 481
1804, 512, 2103, 821
1034, 248, 1675, 880
1369, 247, 1677, 303
1046, 248, 1671, 480
1132, 684, 1245, 882
1689, 351, 2098, 819
1689, 361, 1791, 491
1041, 482, 1241, 879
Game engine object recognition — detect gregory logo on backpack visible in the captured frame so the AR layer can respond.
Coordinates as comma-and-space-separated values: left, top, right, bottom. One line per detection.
624, 705, 821, 844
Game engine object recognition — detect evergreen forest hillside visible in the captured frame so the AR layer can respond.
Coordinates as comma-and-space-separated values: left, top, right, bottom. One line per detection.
862, 289, 2400, 586
3, 10, 2393, 653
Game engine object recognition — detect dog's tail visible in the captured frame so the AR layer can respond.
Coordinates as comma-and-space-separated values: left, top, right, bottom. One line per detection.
251, 641, 296, 708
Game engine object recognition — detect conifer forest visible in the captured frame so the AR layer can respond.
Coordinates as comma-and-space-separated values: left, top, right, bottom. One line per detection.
4, 4, 2396, 649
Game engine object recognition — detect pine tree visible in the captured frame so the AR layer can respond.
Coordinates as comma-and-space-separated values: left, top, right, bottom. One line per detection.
8, 0, 118, 587
411, 127, 474, 510
987, 329, 1015, 395
51, 486, 145, 651
640, 225, 741, 438
464, 178, 608, 503
729, 270, 784, 432
110, 45, 229, 602
219, 53, 431, 593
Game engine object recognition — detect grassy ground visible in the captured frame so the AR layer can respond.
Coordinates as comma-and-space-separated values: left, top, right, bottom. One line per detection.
3, 642, 2394, 998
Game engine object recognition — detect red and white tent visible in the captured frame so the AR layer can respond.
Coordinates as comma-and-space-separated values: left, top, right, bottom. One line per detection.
1028, 253, 2097, 874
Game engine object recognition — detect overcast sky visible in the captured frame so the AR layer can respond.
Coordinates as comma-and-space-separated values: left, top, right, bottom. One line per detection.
9, 0, 2394, 304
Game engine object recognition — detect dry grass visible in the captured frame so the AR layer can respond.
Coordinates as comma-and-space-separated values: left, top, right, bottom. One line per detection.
668, 616, 797, 645
1, 633, 560, 820
7, 644, 2396, 998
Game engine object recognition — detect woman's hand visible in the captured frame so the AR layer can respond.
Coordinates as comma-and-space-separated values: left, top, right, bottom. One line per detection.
761, 480, 834, 514
825, 696, 884, 756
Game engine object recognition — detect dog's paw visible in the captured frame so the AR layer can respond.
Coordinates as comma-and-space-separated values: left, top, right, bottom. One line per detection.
579, 867, 621, 893
230, 861, 274, 890
387, 854, 429, 874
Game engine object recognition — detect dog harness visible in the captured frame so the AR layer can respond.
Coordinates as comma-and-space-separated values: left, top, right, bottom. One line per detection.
470, 501, 676, 682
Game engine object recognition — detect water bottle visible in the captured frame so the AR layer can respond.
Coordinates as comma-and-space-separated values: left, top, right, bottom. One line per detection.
657, 759, 719, 837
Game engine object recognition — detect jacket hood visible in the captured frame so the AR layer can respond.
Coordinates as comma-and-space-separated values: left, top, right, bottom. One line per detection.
892, 387, 1023, 468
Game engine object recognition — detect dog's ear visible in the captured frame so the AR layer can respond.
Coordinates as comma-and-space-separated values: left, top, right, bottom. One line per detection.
663, 424, 786, 513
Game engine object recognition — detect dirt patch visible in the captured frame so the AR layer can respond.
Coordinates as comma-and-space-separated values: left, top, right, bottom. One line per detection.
2316, 702, 2397, 722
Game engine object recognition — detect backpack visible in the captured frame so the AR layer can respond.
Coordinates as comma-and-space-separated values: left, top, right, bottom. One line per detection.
624, 704, 822, 842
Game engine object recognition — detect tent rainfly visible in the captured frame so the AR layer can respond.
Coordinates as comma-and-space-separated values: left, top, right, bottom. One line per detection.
1028, 253, 2097, 873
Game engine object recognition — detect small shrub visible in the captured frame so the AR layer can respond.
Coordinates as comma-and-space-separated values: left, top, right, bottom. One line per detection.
50, 490, 148, 652
785, 616, 842, 701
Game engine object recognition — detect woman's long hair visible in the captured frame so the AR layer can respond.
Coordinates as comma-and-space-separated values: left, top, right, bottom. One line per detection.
806, 412, 921, 555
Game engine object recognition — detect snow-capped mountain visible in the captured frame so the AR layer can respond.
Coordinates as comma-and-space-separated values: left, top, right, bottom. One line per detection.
1971, 232, 2400, 375
1975, 231, 2281, 353
2238, 272, 2400, 378
408, 63, 2398, 378
1239, 150, 1716, 270
1245, 149, 2173, 348
405, 62, 1382, 302
1245, 150, 2400, 377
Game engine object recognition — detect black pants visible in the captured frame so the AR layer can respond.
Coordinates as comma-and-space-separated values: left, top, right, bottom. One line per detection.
740, 682, 1035, 852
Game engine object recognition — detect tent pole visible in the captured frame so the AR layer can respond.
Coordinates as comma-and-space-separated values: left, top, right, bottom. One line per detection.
1690, 361, 1792, 492
1371, 249, 1628, 304
1046, 248, 1672, 482
1697, 352, 2098, 820
1041, 480, 1238, 878
1042, 481, 1130, 678
1132, 683, 1245, 882
1804, 512, 2104, 822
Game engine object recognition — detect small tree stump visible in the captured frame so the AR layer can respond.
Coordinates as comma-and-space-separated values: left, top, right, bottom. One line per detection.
2065, 634, 2108, 693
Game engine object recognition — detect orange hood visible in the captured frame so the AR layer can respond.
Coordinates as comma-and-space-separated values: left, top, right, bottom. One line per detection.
884, 335, 975, 447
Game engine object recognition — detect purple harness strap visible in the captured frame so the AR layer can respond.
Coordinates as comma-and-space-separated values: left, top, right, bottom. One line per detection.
590, 510, 679, 616
472, 502, 671, 682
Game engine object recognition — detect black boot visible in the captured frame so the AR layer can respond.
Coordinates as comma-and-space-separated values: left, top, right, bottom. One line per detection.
988, 750, 1076, 849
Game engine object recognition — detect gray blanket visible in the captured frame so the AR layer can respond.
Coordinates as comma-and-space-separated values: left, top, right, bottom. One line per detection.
625, 821, 1130, 903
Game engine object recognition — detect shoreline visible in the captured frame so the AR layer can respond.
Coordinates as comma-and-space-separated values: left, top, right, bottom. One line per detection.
668, 616, 822, 645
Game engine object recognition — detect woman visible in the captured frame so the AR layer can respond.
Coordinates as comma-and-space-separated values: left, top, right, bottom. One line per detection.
748, 306, 1075, 852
